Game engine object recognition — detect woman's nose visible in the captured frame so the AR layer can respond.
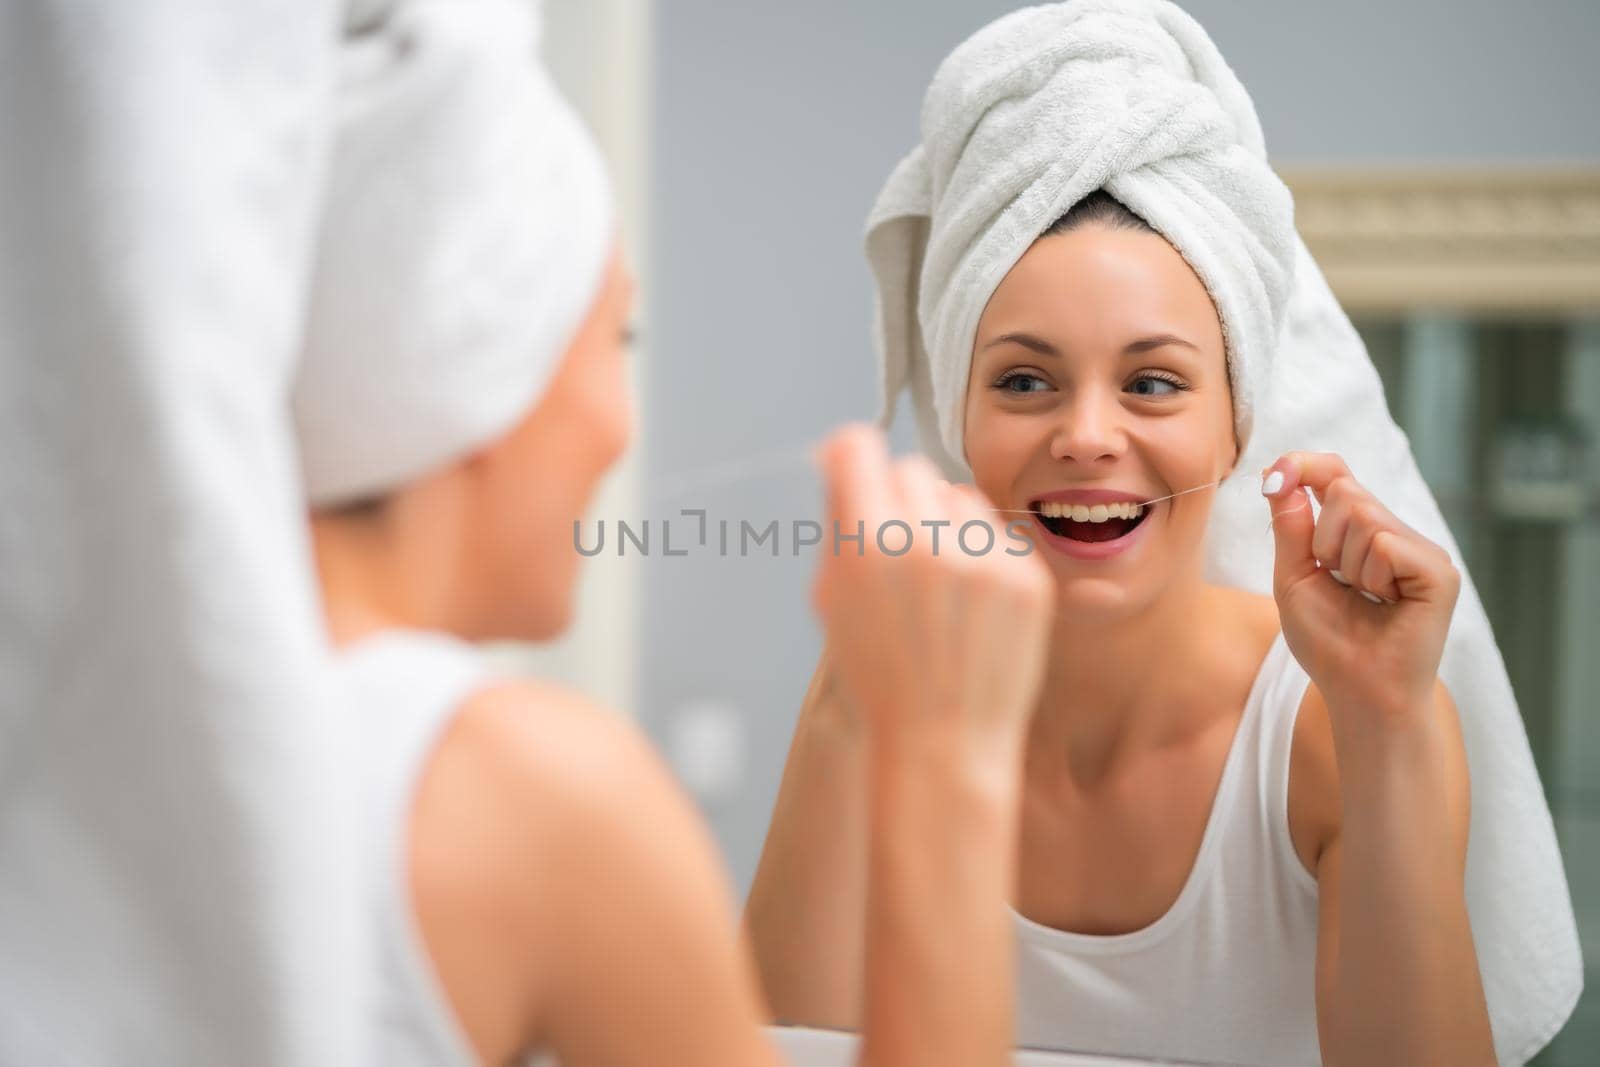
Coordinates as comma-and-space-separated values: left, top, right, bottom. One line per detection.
1048, 389, 1126, 463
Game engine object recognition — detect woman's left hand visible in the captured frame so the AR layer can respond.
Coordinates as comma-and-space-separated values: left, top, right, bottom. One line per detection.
1262, 451, 1462, 721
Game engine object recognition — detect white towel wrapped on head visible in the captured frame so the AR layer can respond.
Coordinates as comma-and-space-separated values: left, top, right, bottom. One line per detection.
866, 2, 1582, 1063
869, 0, 1297, 475
294, 0, 615, 507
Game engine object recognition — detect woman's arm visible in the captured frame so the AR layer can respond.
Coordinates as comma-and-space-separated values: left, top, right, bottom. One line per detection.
858, 701, 1024, 1067
748, 636, 1016, 1044
1263, 451, 1493, 1066
803, 427, 1052, 1067
746, 647, 870, 1029
1311, 678, 1493, 1067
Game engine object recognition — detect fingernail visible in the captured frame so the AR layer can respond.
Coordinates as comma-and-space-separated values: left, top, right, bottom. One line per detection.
1329, 569, 1351, 585
1360, 590, 1384, 604
1261, 470, 1284, 496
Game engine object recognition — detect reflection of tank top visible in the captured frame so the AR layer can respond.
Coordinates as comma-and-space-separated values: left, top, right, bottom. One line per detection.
1012, 629, 1323, 1066
332, 628, 556, 1067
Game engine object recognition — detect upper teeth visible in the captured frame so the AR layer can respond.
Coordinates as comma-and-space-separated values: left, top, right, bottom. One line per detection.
1037, 501, 1146, 522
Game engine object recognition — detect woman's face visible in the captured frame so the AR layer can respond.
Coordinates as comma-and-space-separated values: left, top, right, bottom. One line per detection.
963, 224, 1236, 618
468, 241, 636, 640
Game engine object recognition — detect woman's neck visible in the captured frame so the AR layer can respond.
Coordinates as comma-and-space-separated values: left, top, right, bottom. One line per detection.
1026, 574, 1233, 786
309, 508, 459, 650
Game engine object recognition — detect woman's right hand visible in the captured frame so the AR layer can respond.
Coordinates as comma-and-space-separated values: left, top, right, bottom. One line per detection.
812, 424, 1055, 767
809, 424, 1054, 1067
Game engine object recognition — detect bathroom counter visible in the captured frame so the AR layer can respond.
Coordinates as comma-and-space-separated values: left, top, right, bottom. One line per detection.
768, 1025, 1207, 1065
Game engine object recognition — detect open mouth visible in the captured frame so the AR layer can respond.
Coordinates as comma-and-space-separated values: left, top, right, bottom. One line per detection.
1030, 500, 1152, 543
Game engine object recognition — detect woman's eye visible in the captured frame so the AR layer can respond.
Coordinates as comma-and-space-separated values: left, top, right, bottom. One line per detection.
1129, 374, 1184, 397
996, 371, 1051, 394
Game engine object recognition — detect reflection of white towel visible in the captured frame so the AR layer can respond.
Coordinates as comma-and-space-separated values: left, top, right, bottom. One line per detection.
0, 3, 361, 1064
865, 2, 1582, 1062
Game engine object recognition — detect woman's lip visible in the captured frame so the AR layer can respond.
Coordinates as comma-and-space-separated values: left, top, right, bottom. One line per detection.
1030, 501, 1156, 561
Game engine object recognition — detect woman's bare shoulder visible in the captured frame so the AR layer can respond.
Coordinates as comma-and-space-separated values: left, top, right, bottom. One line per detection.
1207, 587, 1284, 672
412, 678, 698, 923
407, 679, 744, 1063
412, 679, 677, 906
1227, 587, 1281, 640
436, 679, 664, 814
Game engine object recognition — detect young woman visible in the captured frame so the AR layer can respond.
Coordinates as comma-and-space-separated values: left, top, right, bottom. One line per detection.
743, 2, 1592, 1059
747, 190, 1496, 1067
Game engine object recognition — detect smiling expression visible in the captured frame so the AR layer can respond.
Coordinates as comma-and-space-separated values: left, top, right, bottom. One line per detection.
962, 224, 1238, 614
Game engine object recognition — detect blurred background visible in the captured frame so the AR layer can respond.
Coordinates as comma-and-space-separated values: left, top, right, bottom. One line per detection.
533, 2, 1600, 1060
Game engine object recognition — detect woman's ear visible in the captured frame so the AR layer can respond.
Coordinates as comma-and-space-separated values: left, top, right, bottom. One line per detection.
1221, 431, 1242, 482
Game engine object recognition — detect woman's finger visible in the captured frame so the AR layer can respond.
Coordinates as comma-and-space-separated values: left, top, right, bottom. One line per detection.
1263, 461, 1319, 590
1355, 529, 1402, 603
1368, 529, 1459, 606
1310, 477, 1358, 580
951, 482, 998, 552
818, 424, 892, 565
1276, 452, 1411, 601
1280, 450, 1355, 503
1338, 502, 1391, 602
890, 453, 944, 560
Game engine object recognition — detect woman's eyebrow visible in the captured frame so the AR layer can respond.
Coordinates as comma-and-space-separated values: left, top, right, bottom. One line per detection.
981, 331, 1198, 357
983, 331, 1060, 357
1122, 332, 1198, 356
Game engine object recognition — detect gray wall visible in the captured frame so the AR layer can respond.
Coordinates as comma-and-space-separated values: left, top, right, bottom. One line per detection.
642, 0, 1600, 897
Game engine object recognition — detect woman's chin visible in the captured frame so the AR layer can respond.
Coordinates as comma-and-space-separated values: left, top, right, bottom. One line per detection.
1048, 575, 1150, 621
468, 580, 576, 645
521, 595, 576, 643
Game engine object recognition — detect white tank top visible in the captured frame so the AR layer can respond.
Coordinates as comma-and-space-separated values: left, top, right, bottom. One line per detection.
1012, 629, 1323, 1066
331, 628, 557, 1067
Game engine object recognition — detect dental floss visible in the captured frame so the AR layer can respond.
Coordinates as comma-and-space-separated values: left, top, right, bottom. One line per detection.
649, 444, 818, 502
650, 447, 1390, 598
650, 439, 1243, 512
